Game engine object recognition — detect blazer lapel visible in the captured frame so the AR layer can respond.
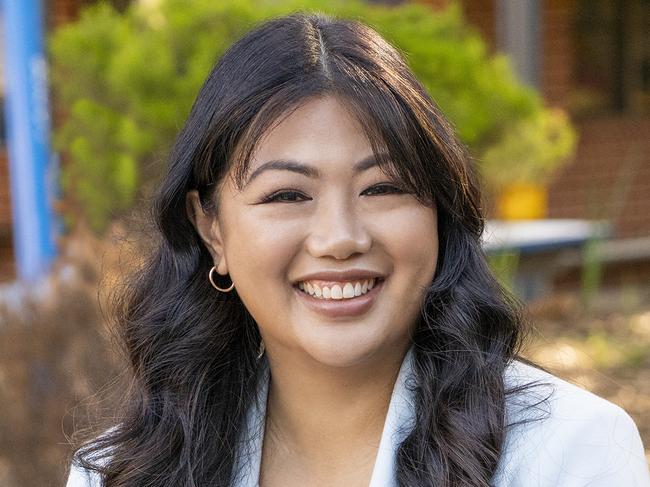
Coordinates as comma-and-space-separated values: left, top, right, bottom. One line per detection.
232, 359, 269, 487
368, 346, 417, 487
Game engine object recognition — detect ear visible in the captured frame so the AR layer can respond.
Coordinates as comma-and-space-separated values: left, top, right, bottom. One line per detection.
186, 190, 228, 275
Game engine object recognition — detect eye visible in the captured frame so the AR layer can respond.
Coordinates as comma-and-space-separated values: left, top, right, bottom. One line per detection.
260, 190, 311, 203
362, 184, 405, 196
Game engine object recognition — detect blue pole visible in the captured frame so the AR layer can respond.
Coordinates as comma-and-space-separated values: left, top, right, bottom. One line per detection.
2, 0, 57, 281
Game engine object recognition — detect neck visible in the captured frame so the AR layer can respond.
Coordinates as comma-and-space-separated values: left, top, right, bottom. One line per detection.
262, 341, 410, 474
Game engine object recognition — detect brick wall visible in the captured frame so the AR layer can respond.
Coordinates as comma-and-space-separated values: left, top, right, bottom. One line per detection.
538, 0, 650, 239
0, 150, 14, 281
461, 0, 497, 48
540, 0, 576, 107
547, 116, 650, 238
0, 151, 10, 229
417, 0, 497, 46
46, 0, 85, 28
0, 235, 14, 280
0, 139, 14, 277
435, 0, 650, 239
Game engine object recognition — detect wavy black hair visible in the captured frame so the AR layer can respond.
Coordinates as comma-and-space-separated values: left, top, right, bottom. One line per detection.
70, 12, 540, 486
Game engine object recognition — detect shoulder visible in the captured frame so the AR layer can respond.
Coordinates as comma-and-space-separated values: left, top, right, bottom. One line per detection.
492, 359, 650, 486
65, 429, 116, 487
66, 461, 102, 487
65, 449, 107, 487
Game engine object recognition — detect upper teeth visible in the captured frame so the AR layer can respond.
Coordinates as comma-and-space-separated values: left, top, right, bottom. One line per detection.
298, 279, 377, 300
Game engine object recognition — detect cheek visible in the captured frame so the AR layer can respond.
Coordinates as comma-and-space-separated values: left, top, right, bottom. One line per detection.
222, 214, 303, 337
389, 207, 438, 334
222, 210, 303, 287
371, 204, 439, 282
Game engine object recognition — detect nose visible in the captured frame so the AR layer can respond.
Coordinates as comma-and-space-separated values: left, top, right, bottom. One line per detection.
305, 197, 372, 260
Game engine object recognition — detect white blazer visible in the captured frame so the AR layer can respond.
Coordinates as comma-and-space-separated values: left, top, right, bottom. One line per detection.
67, 347, 650, 486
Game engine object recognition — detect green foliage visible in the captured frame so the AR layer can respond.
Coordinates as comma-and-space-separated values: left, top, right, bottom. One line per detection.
481, 108, 578, 188
50, 0, 575, 231
487, 249, 520, 295
581, 237, 604, 309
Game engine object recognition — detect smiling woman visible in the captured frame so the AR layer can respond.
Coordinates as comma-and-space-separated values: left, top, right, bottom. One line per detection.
187, 96, 438, 370
65, 12, 649, 487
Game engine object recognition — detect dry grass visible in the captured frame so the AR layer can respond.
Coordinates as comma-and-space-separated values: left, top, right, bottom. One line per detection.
0, 226, 124, 487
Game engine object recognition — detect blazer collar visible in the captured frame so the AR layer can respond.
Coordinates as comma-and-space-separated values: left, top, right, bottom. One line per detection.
232, 347, 417, 487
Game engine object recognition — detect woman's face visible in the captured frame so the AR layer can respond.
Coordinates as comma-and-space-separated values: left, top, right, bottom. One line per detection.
191, 96, 438, 367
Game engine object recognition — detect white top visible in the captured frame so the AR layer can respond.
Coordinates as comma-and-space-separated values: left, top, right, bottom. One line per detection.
66, 347, 650, 486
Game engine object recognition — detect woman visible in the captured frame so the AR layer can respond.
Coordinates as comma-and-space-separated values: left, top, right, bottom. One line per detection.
66, 12, 649, 487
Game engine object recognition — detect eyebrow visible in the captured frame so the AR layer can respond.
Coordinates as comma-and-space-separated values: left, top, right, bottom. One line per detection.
243, 153, 385, 187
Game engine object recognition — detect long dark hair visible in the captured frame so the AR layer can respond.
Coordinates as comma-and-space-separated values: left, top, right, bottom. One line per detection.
71, 12, 538, 486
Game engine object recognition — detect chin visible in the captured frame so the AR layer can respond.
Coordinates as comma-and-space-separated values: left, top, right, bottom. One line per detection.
299, 333, 388, 369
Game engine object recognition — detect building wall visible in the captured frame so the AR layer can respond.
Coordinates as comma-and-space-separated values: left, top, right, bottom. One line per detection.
540, 0, 575, 106
47, 0, 83, 28
548, 116, 650, 238
0, 149, 9, 229
0, 150, 13, 280
0, 130, 13, 281
423, 0, 650, 240
460, 0, 497, 48
540, 0, 650, 239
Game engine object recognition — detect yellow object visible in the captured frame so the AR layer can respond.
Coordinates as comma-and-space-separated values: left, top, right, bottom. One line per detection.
497, 183, 548, 220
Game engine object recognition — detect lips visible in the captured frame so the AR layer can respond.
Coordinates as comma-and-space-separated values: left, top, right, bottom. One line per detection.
293, 280, 383, 318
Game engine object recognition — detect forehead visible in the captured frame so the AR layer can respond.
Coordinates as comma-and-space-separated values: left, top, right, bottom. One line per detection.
247, 96, 374, 172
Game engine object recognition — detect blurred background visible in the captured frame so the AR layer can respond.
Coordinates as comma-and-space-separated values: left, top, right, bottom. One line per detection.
0, 0, 648, 485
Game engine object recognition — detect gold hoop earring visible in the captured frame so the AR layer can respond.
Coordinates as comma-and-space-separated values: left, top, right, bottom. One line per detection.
208, 266, 235, 292
257, 339, 266, 360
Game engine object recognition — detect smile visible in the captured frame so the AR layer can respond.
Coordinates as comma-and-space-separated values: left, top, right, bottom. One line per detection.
293, 277, 385, 319
297, 278, 379, 300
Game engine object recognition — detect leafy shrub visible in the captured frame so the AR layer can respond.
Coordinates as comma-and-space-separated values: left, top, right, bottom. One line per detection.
50, 0, 575, 231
